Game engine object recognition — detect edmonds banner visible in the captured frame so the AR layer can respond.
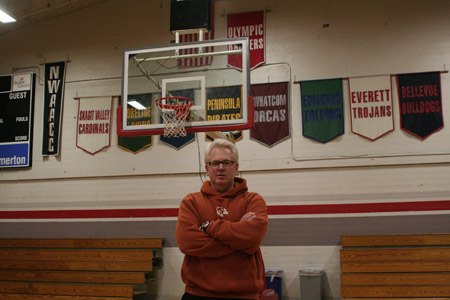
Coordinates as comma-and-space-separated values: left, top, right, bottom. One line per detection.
42, 61, 66, 156
76, 96, 113, 155
348, 75, 394, 141
251, 82, 290, 147
397, 72, 443, 139
227, 11, 265, 70
300, 79, 344, 143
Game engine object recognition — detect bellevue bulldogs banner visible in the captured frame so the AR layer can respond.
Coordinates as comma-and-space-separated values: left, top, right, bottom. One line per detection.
227, 11, 265, 70
76, 96, 113, 155
348, 75, 394, 141
300, 79, 344, 143
251, 82, 290, 147
397, 72, 443, 139
42, 61, 66, 156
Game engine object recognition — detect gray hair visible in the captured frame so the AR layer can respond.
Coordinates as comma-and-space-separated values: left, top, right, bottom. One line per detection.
204, 139, 239, 164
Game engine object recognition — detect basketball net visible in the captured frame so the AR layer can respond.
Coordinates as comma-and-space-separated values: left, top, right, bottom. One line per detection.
156, 96, 193, 137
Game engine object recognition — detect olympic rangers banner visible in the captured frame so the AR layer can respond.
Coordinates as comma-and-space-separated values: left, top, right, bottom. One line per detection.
300, 79, 344, 143
42, 61, 66, 156
396, 72, 443, 139
227, 11, 265, 70
251, 82, 290, 147
76, 96, 113, 155
348, 75, 394, 141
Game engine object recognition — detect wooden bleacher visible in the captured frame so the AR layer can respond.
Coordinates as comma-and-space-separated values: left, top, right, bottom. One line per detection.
340, 233, 450, 299
0, 238, 164, 300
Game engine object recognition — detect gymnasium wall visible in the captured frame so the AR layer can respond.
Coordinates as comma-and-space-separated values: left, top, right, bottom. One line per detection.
1, 0, 450, 299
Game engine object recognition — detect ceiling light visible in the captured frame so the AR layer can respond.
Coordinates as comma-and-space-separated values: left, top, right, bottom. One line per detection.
0, 8, 16, 23
127, 100, 147, 110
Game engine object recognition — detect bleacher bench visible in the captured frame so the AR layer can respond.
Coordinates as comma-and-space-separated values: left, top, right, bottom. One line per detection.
340, 233, 450, 299
0, 238, 164, 300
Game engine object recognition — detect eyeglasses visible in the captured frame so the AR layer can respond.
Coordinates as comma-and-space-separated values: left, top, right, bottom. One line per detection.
207, 160, 236, 168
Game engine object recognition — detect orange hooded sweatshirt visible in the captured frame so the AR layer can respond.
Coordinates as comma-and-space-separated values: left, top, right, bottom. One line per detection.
176, 177, 268, 299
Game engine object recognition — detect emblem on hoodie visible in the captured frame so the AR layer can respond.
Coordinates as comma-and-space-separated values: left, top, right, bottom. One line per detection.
216, 207, 229, 218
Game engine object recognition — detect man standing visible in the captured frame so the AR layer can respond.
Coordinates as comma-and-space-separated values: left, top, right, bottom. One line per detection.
176, 139, 268, 299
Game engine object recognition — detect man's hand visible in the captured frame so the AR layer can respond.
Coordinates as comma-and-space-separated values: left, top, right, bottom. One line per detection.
240, 211, 256, 222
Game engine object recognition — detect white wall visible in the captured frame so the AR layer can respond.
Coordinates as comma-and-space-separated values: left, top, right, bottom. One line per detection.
1, 0, 450, 299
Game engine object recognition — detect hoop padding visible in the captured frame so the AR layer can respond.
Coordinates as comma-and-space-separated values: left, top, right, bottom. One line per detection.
156, 96, 193, 137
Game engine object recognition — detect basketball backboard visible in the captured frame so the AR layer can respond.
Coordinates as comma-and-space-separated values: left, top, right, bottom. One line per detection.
118, 38, 252, 136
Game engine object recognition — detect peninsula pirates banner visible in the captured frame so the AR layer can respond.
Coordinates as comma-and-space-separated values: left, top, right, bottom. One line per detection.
206, 85, 243, 142
396, 71, 443, 139
251, 82, 289, 147
300, 79, 344, 143
76, 96, 113, 155
348, 75, 394, 141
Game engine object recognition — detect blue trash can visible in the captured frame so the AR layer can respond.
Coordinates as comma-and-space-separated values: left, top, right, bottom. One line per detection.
265, 269, 284, 299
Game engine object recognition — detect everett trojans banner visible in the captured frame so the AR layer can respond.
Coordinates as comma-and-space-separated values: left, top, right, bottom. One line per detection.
251, 82, 289, 147
397, 72, 443, 139
76, 96, 113, 155
42, 61, 66, 156
349, 75, 394, 141
227, 11, 265, 70
300, 79, 344, 143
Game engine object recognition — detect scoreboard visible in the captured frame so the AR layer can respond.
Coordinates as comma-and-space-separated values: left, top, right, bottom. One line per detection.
0, 73, 35, 168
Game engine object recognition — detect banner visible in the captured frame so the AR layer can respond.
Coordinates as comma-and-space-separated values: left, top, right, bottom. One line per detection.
159, 90, 195, 149
348, 75, 394, 141
300, 79, 344, 143
0, 73, 35, 168
206, 85, 243, 142
42, 61, 66, 156
76, 96, 113, 155
118, 94, 152, 153
397, 72, 443, 139
227, 11, 265, 70
250, 82, 290, 147
178, 31, 214, 68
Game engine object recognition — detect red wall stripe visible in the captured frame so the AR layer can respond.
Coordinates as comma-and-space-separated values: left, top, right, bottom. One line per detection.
0, 200, 449, 219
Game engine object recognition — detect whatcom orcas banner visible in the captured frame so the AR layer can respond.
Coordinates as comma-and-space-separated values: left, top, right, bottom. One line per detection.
397, 72, 443, 139
42, 61, 66, 156
349, 75, 394, 141
300, 79, 344, 143
76, 96, 113, 155
251, 82, 289, 147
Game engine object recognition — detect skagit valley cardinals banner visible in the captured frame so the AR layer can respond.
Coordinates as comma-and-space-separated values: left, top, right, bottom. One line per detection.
300, 79, 344, 143
349, 75, 394, 141
397, 72, 443, 139
227, 11, 265, 70
42, 61, 66, 156
251, 82, 290, 147
76, 96, 113, 155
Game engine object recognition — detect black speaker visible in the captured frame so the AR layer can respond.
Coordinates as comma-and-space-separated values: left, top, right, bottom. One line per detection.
170, 0, 211, 32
